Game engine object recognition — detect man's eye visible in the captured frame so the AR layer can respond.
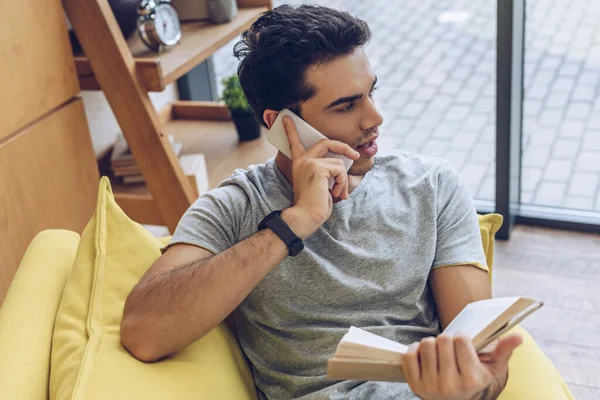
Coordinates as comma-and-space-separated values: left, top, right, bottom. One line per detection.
337, 103, 355, 113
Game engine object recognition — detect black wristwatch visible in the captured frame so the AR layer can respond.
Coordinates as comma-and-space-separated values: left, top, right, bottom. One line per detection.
258, 210, 304, 257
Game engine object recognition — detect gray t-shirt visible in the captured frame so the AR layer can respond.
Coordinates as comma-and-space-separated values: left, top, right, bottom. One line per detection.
166, 150, 488, 400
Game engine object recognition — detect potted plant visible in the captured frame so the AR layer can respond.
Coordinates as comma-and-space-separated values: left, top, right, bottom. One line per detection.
221, 75, 261, 141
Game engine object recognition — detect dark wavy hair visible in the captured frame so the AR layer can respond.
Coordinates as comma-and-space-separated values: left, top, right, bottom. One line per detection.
233, 4, 371, 127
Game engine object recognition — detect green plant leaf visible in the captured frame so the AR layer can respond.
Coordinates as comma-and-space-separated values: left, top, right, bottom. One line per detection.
220, 75, 253, 114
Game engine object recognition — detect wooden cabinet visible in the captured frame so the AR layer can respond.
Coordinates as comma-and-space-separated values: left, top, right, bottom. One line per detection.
0, 0, 79, 139
0, 99, 99, 302
0, 0, 99, 304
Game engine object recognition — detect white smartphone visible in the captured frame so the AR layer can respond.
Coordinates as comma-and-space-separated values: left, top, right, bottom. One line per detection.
266, 109, 354, 189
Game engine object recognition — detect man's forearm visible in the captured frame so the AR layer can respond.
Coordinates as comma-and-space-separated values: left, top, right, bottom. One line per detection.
122, 208, 306, 360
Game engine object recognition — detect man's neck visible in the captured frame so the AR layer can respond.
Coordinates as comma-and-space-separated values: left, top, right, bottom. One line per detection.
274, 153, 364, 200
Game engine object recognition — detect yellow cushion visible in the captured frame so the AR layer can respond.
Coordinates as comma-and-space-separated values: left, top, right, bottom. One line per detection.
477, 213, 503, 282
477, 215, 573, 399
50, 177, 256, 400
0, 230, 80, 400
499, 326, 574, 400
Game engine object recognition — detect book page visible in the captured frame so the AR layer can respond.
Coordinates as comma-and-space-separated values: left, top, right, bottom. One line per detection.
442, 297, 521, 337
342, 327, 409, 354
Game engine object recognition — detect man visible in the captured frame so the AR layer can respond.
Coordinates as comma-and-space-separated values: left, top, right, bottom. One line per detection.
121, 4, 522, 399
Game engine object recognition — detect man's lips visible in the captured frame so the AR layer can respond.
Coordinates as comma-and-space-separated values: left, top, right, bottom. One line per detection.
355, 140, 378, 157
355, 132, 379, 148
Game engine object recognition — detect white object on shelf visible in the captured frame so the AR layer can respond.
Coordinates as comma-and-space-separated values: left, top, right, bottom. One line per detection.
180, 153, 210, 195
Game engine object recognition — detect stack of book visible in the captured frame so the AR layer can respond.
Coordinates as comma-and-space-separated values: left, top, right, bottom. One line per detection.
111, 133, 183, 184
110, 133, 210, 196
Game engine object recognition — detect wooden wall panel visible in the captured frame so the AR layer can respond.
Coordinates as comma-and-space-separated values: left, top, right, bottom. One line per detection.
0, 0, 80, 140
0, 98, 99, 304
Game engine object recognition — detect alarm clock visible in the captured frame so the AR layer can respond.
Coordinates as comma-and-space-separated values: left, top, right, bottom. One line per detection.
137, 0, 182, 53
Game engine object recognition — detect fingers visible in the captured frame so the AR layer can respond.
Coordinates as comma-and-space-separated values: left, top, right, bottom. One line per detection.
283, 116, 360, 162
437, 334, 459, 387
306, 138, 360, 161
419, 337, 438, 382
404, 336, 460, 397
454, 333, 480, 376
319, 159, 348, 199
490, 333, 523, 365
454, 333, 493, 395
404, 334, 500, 399
402, 342, 421, 384
283, 116, 306, 160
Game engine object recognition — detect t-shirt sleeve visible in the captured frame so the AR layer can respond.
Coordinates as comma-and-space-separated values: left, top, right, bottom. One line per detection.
432, 162, 488, 272
161, 183, 250, 255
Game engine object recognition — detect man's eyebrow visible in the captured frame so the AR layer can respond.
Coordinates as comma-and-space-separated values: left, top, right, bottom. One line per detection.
324, 76, 378, 110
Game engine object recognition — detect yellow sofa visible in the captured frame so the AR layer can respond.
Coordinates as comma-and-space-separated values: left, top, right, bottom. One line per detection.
0, 178, 574, 400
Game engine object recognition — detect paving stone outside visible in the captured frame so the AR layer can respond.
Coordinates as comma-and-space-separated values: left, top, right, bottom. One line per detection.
212, 0, 600, 212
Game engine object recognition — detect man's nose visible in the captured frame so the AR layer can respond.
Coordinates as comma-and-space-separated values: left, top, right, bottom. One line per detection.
361, 96, 384, 132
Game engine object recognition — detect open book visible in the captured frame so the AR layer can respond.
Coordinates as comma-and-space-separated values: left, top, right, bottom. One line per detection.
327, 297, 543, 383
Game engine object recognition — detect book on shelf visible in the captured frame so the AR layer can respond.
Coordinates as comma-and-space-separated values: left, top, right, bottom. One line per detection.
121, 175, 147, 184
111, 133, 183, 184
327, 297, 543, 383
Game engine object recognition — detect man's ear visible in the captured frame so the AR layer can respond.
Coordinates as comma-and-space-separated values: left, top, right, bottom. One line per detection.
263, 109, 279, 129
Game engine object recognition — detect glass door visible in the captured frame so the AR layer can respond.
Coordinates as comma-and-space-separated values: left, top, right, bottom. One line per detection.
522, 0, 600, 217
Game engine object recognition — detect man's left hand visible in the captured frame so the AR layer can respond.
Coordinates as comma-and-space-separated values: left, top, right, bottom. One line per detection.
401, 333, 523, 400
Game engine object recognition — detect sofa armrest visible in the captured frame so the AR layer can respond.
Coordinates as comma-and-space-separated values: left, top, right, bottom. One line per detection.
0, 230, 80, 400
500, 326, 574, 400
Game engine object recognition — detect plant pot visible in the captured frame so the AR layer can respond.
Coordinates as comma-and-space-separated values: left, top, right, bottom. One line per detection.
231, 112, 261, 142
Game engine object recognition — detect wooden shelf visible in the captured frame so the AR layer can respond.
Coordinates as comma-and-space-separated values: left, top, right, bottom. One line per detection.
167, 112, 276, 188
75, 6, 268, 92
112, 101, 276, 225
65, 0, 271, 231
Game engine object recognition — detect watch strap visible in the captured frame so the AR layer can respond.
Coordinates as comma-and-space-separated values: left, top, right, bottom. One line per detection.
258, 210, 304, 257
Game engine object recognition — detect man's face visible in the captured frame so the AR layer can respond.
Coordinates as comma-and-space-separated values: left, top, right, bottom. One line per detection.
300, 47, 384, 176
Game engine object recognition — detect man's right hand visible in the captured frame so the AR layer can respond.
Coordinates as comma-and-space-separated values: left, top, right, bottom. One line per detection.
280, 116, 360, 239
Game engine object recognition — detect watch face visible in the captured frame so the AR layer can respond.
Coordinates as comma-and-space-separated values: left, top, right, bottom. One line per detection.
154, 3, 182, 46
289, 240, 304, 257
